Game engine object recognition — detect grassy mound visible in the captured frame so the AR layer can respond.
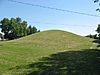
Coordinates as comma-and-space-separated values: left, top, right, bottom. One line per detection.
0, 30, 95, 74
10, 30, 92, 49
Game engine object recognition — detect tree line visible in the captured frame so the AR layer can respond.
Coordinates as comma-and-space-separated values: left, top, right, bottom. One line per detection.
86, 0, 100, 39
0, 17, 40, 40
86, 24, 100, 39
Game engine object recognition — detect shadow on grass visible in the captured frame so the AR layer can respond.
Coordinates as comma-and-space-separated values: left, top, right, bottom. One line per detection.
11, 49, 100, 75
93, 39, 100, 47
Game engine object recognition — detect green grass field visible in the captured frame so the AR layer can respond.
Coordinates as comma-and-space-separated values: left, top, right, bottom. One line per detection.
0, 30, 99, 75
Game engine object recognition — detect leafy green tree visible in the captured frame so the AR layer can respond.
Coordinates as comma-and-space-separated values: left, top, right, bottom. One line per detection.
27, 25, 38, 35
22, 21, 27, 36
0, 17, 39, 40
32, 26, 37, 33
9, 17, 28, 39
27, 25, 32, 35
8, 17, 22, 39
86, 34, 97, 39
16, 17, 22, 23
0, 18, 11, 39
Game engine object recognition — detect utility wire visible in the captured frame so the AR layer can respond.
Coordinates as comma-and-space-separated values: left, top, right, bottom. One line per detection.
7, 0, 97, 28
8, 0, 100, 17
32, 21, 95, 28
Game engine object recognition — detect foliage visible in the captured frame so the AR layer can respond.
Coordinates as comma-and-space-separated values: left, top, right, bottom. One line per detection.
94, 0, 100, 12
38, 30, 40, 32
86, 34, 97, 39
96, 24, 100, 40
27, 25, 37, 35
94, 0, 99, 3
0, 17, 39, 40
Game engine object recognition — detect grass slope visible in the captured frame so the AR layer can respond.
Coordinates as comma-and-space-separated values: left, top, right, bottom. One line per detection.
13, 30, 93, 50
0, 30, 96, 75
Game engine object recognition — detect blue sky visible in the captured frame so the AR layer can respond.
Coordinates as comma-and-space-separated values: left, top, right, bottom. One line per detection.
0, 0, 100, 35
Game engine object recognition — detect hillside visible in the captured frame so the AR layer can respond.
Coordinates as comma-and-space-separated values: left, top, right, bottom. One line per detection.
9, 30, 93, 50
0, 30, 96, 74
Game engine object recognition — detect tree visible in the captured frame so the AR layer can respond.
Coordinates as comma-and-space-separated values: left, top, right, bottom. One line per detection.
96, 24, 100, 39
0, 18, 11, 39
32, 26, 37, 33
94, 0, 100, 12
94, 34, 98, 39
38, 30, 40, 32
0, 17, 39, 40
94, 0, 99, 3
86, 34, 97, 39
27, 25, 32, 35
27, 25, 38, 35
9, 18, 17, 39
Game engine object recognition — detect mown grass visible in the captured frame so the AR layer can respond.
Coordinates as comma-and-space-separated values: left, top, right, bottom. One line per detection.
25, 49, 100, 75
0, 30, 97, 75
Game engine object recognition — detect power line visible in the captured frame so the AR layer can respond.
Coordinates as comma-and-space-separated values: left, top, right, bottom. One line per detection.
7, 0, 98, 28
8, 0, 100, 17
32, 21, 95, 28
